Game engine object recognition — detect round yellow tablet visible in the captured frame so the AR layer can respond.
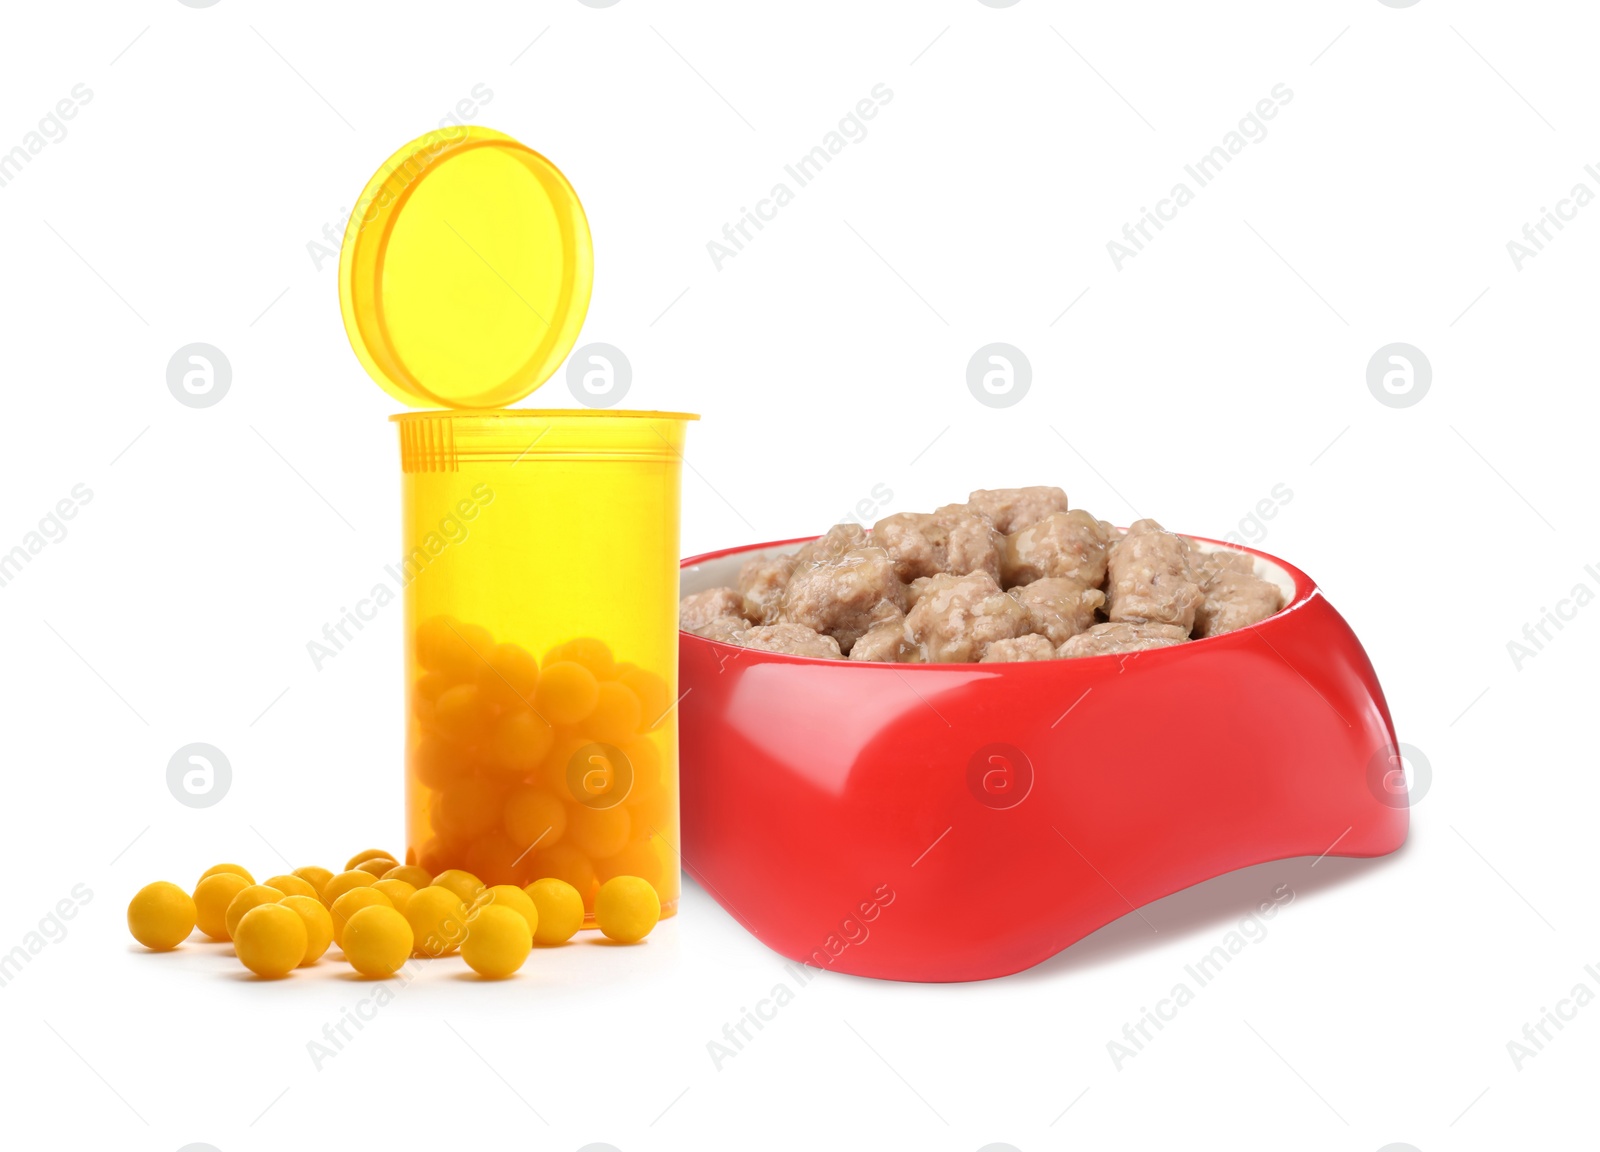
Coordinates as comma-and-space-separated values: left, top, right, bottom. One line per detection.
431, 868, 486, 905
224, 885, 285, 941
544, 637, 615, 680
193, 872, 252, 941
504, 785, 567, 849
264, 874, 319, 901
568, 805, 632, 860
279, 895, 334, 965
476, 642, 540, 708
534, 661, 600, 726
198, 862, 254, 886
234, 903, 307, 978
382, 864, 432, 889
586, 680, 642, 744
345, 848, 396, 871
355, 856, 401, 878
127, 882, 196, 951
485, 884, 539, 936
406, 885, 469, 957
292, 866, 335, 898
331, 886, 393, 948
461, 904, 532, 979
343, 905, 414, 978
323, 869, 378, 904
372, 878, 417, 915
524, 878, 584, 946
594, 875, 661, 944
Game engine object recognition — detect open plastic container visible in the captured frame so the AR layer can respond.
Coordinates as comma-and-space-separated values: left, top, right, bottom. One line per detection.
341, 126, 695, 921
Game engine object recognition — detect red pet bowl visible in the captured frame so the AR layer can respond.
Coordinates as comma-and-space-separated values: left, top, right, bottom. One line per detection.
678, 534, 1408, 982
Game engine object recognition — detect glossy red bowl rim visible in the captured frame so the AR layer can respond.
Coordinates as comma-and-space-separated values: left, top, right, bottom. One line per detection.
680, 530, 1319, 669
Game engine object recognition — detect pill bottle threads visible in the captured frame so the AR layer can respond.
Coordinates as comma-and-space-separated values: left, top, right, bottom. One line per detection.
396, 411, 693, 924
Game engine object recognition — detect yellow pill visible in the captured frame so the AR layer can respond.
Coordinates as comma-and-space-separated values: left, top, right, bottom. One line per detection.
567, 804, 633, 859
484, 710, 555, 776
292, 866, 334, 898
355, 856, 400, 878
531, 846, 597, 910
331, 886, 393, 948
476, 642, 540, 708
596, 837, 667, 888
382, 864, 432, 889
433, 683, 490, 742
485, 884, 539, 936
461, 904, 532, 979
539, 733, 595, 799
234, 903, 307, 978
193, 873, 252, 941
504, 786, 567, 850
342, 905, 414, 979
225, 885, 284, 941
432, 868, 486, 905
412, 733, 470, 790
323, 869, 377, 904
533, 661, 600, 726
433, 776, 506, 839
617, 665, 670, 730
263, 874, 319, 901
524, 877, 584, 945
198, 862, 254, 886
544, 637, 615, 680
372, 878, 417, 915
127, 882, 196, 951
586, 680, 642, 744
416, 616, 494, 682
595, 876, 662, 944
406, 885, 470, 957
279, 895, 334, 965
345, 848, 395, 871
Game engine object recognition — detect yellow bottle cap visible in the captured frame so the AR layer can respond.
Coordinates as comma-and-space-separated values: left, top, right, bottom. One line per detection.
339, 125, 593, 410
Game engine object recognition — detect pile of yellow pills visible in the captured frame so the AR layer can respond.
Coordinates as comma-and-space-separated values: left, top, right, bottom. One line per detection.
128, 851, 661, 982
461, 905, 532, 979
595, 876, 661, 945
127, 882, 196, 952
234, 903, 307, 979
343, 905, 414, 978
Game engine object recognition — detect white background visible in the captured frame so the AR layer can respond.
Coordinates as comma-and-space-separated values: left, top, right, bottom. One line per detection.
0, 1, 1595, 1149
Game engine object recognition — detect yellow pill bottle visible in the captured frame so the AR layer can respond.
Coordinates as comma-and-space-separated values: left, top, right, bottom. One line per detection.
339, 125, 692, 927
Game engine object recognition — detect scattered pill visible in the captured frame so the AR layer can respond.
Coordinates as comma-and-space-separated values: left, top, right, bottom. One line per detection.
431, 868, 486, 905
345, 848, 394, 871
485, 884, 539, 936
355, 856, 401, 878
524, 878, 584, 945
461, 904, 532, 979
127, 882, 196, 951
292, 866, 334, 898
331, 886, 393, 948
193, 873, 252, 941
342, 905, 414, 979
530, 845, 597, 910
372, 878, 417, 915
234, 903, 307, 979
199, 863, 254, 886
323, 869, 378, 904
264, 874, 319, 901
594, 876, 661, 944
225, 885, 285, 941
382, 864, 433, 889
406, 885, 470, 957
279, 895, 334, 965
